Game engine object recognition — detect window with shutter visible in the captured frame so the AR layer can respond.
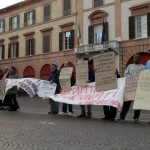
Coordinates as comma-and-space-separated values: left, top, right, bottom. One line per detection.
44, 5, 50, 21
12, 15, 19, 30
43, 35, 50, 53
25, 10, 36, 26
0, 20, 5, 32
64, 0, 71, 16
94, 0, 103, 7
26, 39, 35, 56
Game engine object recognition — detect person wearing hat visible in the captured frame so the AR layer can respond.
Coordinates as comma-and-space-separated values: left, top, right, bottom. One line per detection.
48, 61, 61, 114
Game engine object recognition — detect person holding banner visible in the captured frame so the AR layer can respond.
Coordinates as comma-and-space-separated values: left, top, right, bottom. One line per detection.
117, 54, 145, 123
77, 58, 95, 118
102, 69, 120, 121
59, 62, 75, 116
4, 67, 20, 111
48, 61, 61, 115
0, 66, 10, 110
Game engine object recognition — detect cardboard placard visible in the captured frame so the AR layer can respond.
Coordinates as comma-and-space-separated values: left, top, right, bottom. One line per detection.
59, 67, 73, 91
76, 60, 88, 86
93, 52, 117, 92
0, 80, 5, 100
124, 75, 139, 101
133, 70, 150, 110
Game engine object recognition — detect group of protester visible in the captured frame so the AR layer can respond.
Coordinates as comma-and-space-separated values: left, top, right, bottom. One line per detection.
0, 66, 20, 111
0, 53, 149, 123
47, 53, 148, 123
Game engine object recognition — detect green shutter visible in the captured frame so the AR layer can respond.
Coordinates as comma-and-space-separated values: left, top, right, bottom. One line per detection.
43, 35, 50, 53
8, 44, 11, 58
105, 22, 109, 41
2, 45, 5, 59
31, 39, 35, 55
17, 15, 20, 29
88, 25, 94, 44
16, 42, 19, 57
129, 16, 135, 39
24, 12, 27, 27
33, 10, 36, 24
70, 30, 75, 49
147, 13, 150, 37
9, 17, 12, 31
26, 40, 29, 56
59, 32, 63, 51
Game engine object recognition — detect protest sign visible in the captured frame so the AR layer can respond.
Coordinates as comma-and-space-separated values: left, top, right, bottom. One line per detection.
59, 67, 73, 91
133, 70, 150, 110
76, 60, 88, 86
124, 75, 139, 101
49, 78, 126, 110
0, 80, 5, 100
93, 52, 117, 92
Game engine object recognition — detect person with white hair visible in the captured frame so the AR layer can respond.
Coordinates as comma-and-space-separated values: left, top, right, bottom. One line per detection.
48, 61, 61, 115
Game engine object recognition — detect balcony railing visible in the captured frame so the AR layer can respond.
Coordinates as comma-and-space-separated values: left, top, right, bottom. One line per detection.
75, 40, 119, 54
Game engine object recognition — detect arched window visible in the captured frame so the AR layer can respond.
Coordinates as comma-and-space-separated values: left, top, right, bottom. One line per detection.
23, 66, 35, 78
40, 64, 51, 80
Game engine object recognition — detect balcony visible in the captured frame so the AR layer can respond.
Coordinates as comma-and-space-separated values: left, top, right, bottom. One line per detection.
75, 40, 120, 55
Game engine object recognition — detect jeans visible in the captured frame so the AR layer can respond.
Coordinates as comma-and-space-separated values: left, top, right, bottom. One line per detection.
62, 103, 73, 113
103, 106, 117, 119
49, 98, 59, 113
120, 101, 140, 120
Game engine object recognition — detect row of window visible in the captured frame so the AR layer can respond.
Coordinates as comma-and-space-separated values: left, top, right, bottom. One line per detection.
0, 0, 103, 33
0, 30, 75, 60
0, 12, 149, 60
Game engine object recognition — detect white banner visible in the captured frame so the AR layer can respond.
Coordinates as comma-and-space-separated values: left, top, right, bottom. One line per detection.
49, 78, 126, 110
5, 78, 57, 98
4, 78, 126, 110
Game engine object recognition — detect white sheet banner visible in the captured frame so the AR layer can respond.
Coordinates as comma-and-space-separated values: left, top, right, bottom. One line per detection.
49, 78, 126, 110
5, 78, 57, 98
4, 78, 126, 110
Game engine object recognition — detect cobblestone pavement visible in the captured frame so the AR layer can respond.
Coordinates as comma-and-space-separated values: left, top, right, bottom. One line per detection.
0, 96, 150, 150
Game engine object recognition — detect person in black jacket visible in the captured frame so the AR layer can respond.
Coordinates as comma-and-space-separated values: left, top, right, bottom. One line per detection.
59, 62, 75, 116
102, 69, 120, 121
77, 58, 95, 118
48, 61, 61, 115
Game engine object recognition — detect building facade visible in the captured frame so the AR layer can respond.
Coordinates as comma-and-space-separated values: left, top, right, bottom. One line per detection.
0, 0, 150, 78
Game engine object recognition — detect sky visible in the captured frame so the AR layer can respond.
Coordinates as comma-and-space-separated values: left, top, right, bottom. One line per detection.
0, 0, 25, 9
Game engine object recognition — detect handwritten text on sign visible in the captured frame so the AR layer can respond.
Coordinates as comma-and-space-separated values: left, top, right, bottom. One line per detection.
93, 52, 117, 92
124, 75, 139, 101
133, 70, 150, 110
49, 78, 126, 110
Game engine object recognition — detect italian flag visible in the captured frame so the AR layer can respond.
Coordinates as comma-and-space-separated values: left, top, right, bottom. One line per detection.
77, 24, 81, 46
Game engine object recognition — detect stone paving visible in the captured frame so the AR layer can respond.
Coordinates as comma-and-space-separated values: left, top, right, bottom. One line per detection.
0, 96, 150, 150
